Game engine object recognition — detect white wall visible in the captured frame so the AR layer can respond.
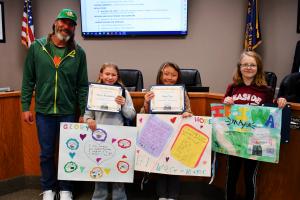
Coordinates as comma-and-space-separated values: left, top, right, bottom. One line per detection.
0, 0, 299, 93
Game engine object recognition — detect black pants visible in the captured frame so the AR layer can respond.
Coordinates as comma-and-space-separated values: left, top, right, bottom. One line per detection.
225, 156, 259, 200
156, 174, 180, 199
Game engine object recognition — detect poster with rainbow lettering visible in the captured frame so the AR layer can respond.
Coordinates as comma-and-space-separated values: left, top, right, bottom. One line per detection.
58, 123, 137, 182
135, 114, 212, 177
211, 104, 282, 163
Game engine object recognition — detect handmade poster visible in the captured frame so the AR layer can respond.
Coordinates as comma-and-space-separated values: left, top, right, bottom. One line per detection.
211, 103, 282, 163
58, 123, 137, 182
135, 114, 212, 176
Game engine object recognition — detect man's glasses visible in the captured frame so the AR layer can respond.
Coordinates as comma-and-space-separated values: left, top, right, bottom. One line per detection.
240, 63, 257, 68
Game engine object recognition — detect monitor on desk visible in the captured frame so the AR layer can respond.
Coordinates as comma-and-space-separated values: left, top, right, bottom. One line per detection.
185, 86, 209, 92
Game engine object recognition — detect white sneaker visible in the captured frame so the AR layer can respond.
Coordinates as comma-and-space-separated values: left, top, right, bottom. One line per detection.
41, 190, 56, 200
60, 191, 73, 200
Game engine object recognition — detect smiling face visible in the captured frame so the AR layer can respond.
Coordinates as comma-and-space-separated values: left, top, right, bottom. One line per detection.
239, 55, 258, 85
100, 66, 118, 85
160, 65, 179, 85
54, 19, 75, 42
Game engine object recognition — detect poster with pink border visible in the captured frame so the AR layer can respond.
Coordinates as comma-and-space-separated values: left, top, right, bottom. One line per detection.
58, 123, 137, 182
135, 114, 212, 177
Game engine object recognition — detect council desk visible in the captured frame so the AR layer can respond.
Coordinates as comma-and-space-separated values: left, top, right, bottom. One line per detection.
1, 91, 300, 199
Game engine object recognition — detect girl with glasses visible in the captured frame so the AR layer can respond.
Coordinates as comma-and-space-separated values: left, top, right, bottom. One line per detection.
223, 51, 286, 200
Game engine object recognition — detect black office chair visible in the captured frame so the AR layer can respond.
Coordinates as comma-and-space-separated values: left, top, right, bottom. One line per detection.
291, 40, 300, 73
179, 68, 208, 92
277, 72, 300, 103
119, 69, 144, 91
180, 69, 202, 87
264, 71, 277, 98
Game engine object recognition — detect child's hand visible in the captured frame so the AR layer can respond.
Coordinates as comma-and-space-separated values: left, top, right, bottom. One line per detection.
182, 112, 193, 118
115, 95, 126, 105
143, 91, 154, 110
224, 96, 234, 104
78, 116, 84, 123
277, 97, 287, 108
87, 119, 97, 131
144, 91, 154, 103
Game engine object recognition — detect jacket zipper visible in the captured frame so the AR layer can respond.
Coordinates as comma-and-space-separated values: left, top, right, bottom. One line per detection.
41, 45, 76, 114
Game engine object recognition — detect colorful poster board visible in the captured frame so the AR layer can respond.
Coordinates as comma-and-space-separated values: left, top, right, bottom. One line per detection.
211, 104, 282, 163
58, 123, 137, 182
135, 114, 212, 176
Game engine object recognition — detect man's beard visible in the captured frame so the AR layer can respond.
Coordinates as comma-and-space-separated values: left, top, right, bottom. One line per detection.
55, 27, 72, 42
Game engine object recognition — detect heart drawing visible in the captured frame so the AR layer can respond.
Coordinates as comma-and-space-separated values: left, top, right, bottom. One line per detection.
170, 117, 177, 123
80, 134, 87, 140
69, 152, 75, 159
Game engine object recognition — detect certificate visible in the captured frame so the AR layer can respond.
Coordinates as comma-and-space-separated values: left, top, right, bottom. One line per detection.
87, 83, 122, 112
150, 85, 185, 113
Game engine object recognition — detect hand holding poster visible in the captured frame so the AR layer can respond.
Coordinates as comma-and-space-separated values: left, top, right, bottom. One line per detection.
211, 104, 282, 163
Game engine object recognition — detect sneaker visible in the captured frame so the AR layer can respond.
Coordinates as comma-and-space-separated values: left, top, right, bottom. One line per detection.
59, 191, 73, 200
158, 198, 168, 200
41, 190, 56, 200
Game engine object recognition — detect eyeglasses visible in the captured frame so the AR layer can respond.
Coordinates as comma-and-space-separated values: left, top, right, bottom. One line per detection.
240, 63, 257, 68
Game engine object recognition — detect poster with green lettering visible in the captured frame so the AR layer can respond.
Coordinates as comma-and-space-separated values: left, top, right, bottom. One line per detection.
211, 104, 282, 163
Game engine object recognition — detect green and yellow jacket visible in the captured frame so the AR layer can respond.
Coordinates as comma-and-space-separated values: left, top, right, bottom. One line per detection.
21, 37, 88, 116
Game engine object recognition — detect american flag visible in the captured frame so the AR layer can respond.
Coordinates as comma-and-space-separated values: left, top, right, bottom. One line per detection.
21, 0, 34, 48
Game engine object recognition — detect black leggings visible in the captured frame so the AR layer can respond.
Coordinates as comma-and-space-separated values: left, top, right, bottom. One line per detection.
156, 174, 180, 199
225, 156, 259, 200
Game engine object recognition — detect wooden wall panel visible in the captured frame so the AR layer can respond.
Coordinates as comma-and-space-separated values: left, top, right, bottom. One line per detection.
189, 93, 207, 115
0, 92, 24, 179
130, 92, 145, 113
21, 99, 40, 176
257, 129, 300, 200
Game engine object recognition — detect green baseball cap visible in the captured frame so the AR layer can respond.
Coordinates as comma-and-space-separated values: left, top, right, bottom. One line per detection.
56, 8, 77, 25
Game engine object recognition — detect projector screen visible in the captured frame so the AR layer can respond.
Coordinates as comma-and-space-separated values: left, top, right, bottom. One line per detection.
80, 0, 188, 37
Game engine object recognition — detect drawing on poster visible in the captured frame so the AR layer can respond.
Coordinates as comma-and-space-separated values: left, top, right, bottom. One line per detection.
171, 124, 209, 168
137, 115, 173, 157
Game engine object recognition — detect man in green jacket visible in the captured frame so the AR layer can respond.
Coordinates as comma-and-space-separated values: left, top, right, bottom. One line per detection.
21, 8, 88, 200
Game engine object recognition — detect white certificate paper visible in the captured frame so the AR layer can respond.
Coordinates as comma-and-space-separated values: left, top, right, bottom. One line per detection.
87, 83, 122, 112
150, 85, 185, 113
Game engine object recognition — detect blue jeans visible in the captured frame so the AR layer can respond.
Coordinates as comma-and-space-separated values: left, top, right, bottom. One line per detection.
92, 182, 127, 200
36, 113, 75, 191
